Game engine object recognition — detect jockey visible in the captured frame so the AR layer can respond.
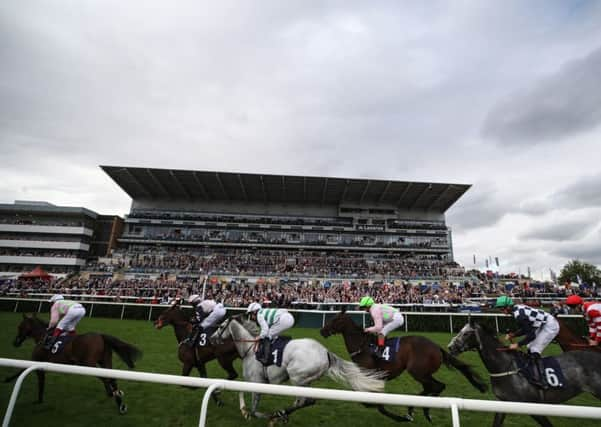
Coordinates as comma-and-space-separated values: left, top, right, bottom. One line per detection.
358, 296, 404, 358
565, 295, 601, 346
187, 295, 226, 345
46, 294, 86, 350
495, 295, 559, 389
247, 302, 295, 364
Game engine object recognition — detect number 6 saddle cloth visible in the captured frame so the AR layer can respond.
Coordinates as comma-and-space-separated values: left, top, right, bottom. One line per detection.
515, 353, 566, 389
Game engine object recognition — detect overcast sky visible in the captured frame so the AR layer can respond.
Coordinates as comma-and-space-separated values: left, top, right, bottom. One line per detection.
2, 1, 601, 278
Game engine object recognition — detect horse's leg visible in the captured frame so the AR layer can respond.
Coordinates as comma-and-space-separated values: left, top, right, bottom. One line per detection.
36, 370, 45, 404
217, 353, 238, 380
373, 404, 414, 423
98, 351, 127, 414
531, 415, 553, 427
492, 412, 506, 427
420, 377, 446, 423
196, 362, 224, 407
269, 396, 317, 426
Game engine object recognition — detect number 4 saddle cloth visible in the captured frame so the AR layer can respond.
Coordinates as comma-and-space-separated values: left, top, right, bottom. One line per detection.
515, 353, 566, 389
369, 337, 401, 362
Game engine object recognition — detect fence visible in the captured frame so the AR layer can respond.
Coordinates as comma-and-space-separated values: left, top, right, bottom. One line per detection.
2, 358, 601, 427
0, 297, 587, 334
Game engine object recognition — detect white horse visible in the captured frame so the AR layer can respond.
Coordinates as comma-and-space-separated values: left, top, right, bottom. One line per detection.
211, 315, 385, 424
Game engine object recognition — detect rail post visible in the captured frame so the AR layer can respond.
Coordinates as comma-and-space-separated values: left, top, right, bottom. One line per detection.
198, 383, 223, 427
2, 364, 43, 427
450, 401, 460, 427
120, 304, 125, 320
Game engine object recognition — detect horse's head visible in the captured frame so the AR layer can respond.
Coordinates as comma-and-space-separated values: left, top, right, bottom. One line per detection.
154, 304, 185, 329
447, 320, 481, 356
14, 313, 41, 347
320, 308, 351, 338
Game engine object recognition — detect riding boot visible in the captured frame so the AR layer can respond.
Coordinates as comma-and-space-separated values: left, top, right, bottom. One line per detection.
528, 352, 548, 390
44, 328, 62, 350
375, 334, 386, 358
259, 337, 271, 365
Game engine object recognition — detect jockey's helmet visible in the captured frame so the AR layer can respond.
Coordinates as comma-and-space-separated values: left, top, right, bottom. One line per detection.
359, 296, 375, 308
494, 295, 513, 308
49, 294, 64, 303
187, 294, 201, 305
247, 302, 262, 313
566, 295, 584, 306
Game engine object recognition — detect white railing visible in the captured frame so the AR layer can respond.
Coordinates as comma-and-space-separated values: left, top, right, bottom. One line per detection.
2, 358, 601, 427
0, 297, 583, 333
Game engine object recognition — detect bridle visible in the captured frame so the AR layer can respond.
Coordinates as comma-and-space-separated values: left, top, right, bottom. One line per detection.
215, 316, 259, 358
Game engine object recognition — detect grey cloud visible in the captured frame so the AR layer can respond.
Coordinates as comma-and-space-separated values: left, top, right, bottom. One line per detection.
519, 219, 598, 242
446, 184, 510, 230
482, 46, 601, 144
552, 173, 601, 208
552, 239, 601, 266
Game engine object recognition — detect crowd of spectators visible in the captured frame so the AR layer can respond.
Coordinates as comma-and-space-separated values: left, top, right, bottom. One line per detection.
3, 272, 594, 310
102, 247, 463, 278
0, 249, 83, 258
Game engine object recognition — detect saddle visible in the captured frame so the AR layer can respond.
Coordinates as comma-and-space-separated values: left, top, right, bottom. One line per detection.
256, 336, 292, 367
514, 352, 565, 389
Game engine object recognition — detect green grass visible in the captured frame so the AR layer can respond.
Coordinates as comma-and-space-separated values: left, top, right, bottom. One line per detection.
1, 312, 600, 427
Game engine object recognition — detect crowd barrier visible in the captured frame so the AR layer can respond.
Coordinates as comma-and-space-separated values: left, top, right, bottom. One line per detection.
0, 297, 586, 334
2, 358, 601, 427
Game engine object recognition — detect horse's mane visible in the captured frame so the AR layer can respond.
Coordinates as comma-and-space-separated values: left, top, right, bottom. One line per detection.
25, 315, 47, 328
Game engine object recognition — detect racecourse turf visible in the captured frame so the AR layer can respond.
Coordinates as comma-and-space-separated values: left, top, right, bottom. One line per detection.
1, 312, 600, 427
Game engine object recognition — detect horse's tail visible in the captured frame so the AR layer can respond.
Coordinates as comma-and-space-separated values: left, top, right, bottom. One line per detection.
440, 348, 487, 392
102, 335, 143, 369
326, 351, 386, 392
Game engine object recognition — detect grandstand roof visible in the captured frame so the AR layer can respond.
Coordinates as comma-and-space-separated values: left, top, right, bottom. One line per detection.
101, 166, 470, 212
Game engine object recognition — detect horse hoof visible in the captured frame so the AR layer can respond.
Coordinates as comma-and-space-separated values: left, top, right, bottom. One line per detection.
119, 404, 128, 414
215, 399, 225, 408
114, 389, 124, 398
241, 408, 251, 420
402, 414, 414, 422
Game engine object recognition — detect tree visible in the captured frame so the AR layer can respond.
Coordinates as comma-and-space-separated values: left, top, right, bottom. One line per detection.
558, 259, 601, 285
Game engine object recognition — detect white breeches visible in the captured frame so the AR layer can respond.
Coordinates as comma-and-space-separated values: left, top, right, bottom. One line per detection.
381, 313, 405, 336
527, 316, 559, 354
266, 312, 295, 339
57, 305, 86, 331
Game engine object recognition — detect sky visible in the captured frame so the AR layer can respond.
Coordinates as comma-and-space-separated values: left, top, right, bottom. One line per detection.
1, 1, 601, 278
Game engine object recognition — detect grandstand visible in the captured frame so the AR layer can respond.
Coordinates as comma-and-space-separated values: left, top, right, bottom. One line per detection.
100, 166, 470, 281
0, 201, 122, 274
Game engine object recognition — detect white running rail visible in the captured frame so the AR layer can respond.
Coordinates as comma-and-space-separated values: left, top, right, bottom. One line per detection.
2, 358, 601, 427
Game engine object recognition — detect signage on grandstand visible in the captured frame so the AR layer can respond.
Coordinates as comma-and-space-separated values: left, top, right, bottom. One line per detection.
355, 224, 385, 232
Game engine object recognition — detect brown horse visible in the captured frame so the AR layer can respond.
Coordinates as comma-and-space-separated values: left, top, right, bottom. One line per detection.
555, 317, 601, 353
8, 313, 141, 414
154, 305, 240, 406
320, 310, 487, 422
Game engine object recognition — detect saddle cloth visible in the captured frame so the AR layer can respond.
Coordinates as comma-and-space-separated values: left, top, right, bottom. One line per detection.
515, 354, 566, 389
257, 336, 292, 367
369, 337, 401, 362
49, 334, 76, 355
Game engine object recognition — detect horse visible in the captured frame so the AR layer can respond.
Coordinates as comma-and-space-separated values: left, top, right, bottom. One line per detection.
448, 320, 601, 427
7, 313, 141, 414
554, 317, 601, 353
320, 310, 487, 422
154, 304, 241, 406
211, 315, 386, 426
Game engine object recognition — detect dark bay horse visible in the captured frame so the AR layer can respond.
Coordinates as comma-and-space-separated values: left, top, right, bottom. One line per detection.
555, 317, 601, 353
320, 310, 486, 422
154, 305, 240, 405
8, 313, 141, 414
448, 320, 601, 427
